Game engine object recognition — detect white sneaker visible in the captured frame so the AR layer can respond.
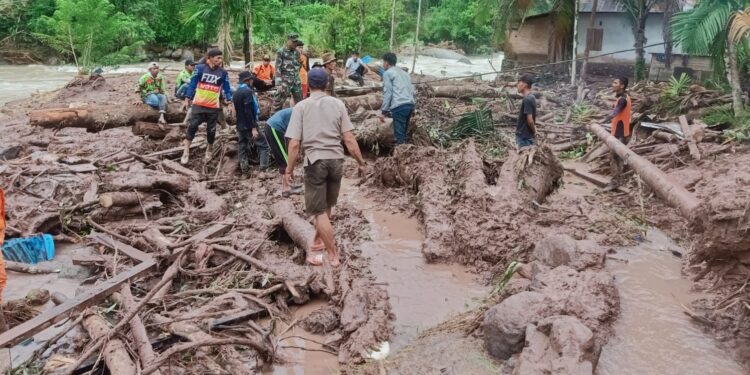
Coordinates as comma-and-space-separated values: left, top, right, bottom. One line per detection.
180, 147, 189, 165
204, 144, 214, 162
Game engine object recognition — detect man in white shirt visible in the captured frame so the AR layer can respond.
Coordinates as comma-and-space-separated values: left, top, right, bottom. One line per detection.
343, 51, 368, 86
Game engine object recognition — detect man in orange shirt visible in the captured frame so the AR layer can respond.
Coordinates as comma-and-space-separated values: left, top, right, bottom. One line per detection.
252, 55, 276, 92
297, 41, 310, 98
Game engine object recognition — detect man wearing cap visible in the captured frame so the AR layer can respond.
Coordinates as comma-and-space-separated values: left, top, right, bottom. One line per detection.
515, 73, 537, 149
182, 49, 233, 164
137, 62, 168, 125
344, 51, 368, 86
273, 35, 303, 110
378, 52, 416, 145
322, 53, 337, 97
285, 68, 367, 267
297, 40, 310, 98
175, 59, 197, 100
233, 71, 262, 176
252, 55, 276, 92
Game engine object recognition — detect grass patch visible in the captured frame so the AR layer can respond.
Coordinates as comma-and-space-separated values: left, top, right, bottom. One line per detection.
703, 105, 750, 143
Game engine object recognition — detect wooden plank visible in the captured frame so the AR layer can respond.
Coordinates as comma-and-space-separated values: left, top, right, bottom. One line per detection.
168, 220, 235, 259
209, 307, 268, 330
89, 232, 154, 263
678, 115, 701, 161
564, 167, 631, 194
162, 160, 200, 181
0, 259, 155, 348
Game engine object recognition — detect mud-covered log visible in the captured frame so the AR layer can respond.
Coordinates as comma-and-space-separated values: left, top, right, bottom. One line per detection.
132, 122, 178, 139
90, 197, 163, 223
187, 182, 226, 222
111, 286, 161, 375
430, 85, 504, 99
102, 171, 190, 194
340, 94, 383, 112
98, 192, 153, 208
82, 313, 137, 375
270, 201, 315, 254
588, 123, 700, 219
29, 103, 185, 131
353, 117, 395, 148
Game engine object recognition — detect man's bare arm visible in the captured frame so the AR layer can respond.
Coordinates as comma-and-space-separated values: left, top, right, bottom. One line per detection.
343, 131, 366, 166
527, 114, 537, 135
285, 139, 301, 174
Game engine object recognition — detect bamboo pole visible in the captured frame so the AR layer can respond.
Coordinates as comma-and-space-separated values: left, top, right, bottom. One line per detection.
411, 0, 422, 74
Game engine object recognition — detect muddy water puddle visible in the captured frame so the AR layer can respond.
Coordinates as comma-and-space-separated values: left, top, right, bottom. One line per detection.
341, 179, 488, 349
597, 229, 744, 375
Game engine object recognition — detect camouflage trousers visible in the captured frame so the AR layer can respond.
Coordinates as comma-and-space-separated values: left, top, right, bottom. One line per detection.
273, 81, 303, 110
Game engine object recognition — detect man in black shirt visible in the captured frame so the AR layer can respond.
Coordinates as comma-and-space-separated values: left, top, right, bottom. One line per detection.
516, 74, 537, 150
233, 71, 260, 176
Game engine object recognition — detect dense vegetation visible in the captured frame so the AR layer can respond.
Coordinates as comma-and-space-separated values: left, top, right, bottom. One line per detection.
0, 0, 499, 72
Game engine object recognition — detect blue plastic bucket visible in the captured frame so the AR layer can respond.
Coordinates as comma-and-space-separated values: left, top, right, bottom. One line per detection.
2, 234, 56, 264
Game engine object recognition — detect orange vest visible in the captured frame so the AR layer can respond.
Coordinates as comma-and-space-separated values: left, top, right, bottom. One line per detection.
611, 93, 632, 137
299, 54, 309, 85
253, 64, 275, 81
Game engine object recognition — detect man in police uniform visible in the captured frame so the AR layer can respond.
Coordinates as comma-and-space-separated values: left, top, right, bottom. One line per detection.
273, 34, 303, 110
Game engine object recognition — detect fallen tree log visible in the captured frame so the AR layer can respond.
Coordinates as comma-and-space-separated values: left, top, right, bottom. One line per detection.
132, 122, 181, 139
29, 103, 185, 132
430, 85, 504, 99
111, 286, 161, 375
187, 182, 226, 222
587, 123, 700, 218
336, 85, 383, 97
340, 93, 383, 112
102, 171, 190, 194
353, 117, 395, 148
82, 312, 137, 375
98, 191, 154, 208
270, 201, 315, 254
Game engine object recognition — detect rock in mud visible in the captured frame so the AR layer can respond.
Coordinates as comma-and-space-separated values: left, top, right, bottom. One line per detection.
0, 143, 22, 160
483, 291, 554, 359
300, 306, 340, 334
533, 234, 605, 271
516, 315, 595, 375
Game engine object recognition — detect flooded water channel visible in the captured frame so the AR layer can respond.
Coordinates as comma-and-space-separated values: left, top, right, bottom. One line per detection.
597, 229, 745, 375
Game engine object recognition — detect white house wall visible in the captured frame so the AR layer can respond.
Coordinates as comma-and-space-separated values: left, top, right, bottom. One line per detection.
575, 13, 682, 63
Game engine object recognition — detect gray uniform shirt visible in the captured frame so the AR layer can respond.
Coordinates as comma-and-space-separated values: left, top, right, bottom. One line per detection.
286, 92, 354, 166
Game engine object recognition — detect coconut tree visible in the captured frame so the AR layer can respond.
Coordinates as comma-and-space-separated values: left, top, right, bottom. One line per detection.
186, 0, 254, 64
672, 0, 750, 115
615, 0, 661, 82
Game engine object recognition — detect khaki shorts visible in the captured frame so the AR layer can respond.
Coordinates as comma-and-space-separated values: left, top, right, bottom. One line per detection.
304, 159, 344, 216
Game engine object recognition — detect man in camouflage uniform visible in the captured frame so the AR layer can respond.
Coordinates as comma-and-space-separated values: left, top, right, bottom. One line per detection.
273, 34, 303, 110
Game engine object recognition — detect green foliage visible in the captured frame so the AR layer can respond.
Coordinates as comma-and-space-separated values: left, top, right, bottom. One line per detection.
560, 144, 588, 159
664, 73, 692, 98
654, 73, 694, 116
423, 0, 493, 53
450, 107, 494, 139
33, 0, 153, 72
703, 104, 750, 142
570, 103, 597, 125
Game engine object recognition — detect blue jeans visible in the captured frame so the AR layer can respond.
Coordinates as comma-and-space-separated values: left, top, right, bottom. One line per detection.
175, 84, 189, 100
516, 135, 535, 148
391, 103, 414, 145
144, 93, 167, 113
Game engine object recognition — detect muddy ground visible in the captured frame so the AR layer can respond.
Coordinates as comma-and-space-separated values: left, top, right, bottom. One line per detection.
0, 69, 748, 374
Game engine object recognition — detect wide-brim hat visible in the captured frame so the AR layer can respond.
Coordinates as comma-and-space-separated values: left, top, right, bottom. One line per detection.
322, 53, 336, 65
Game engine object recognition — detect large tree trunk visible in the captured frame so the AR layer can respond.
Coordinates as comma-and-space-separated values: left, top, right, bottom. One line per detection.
633, 11, 649, 81
270, 201, 316, 255
353, 117, 395, 148
243, 10, 253, 66
102, 171, 191, 195
579, 0, 599, 83
727, 38, 745, 115
663, 0, 676, 69
29, 103, 185, 131
587, 123, 700, 218
340, 93, 383, 112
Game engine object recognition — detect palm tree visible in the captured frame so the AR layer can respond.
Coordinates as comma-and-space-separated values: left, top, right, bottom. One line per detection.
672, 0, 749, 115
480, 0, 576, 63
615, 0, 661, 82
187, 0, 254, 64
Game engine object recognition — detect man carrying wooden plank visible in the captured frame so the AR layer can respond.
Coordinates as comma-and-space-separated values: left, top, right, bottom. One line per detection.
284, 68, 367, 267
603, 76, 632, 190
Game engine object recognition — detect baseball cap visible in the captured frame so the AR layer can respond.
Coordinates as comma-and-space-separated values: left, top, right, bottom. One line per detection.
308, 68, 329, 89
238, 71, 253, 83
185, 59, 196, 66
296, 40, 305, 47
147, 62, 159, 69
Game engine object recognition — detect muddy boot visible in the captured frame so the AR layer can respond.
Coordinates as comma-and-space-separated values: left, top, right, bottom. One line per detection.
240, 160, 250, 177
204, 144, 214, 162
180, 142, 190, 165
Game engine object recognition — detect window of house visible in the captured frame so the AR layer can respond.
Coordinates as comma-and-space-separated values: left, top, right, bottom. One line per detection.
587, 28, 603, 51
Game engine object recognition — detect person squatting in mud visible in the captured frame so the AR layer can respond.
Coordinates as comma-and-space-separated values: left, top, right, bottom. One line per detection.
378, 52, 416, 145
515, 74, 537, 150
264, 107, 303, 197
284, 68, 367, 266
181, 49, 233, 165
136, 62, 169, 125
273, 35, 303, 110
603, 76, 632, 190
